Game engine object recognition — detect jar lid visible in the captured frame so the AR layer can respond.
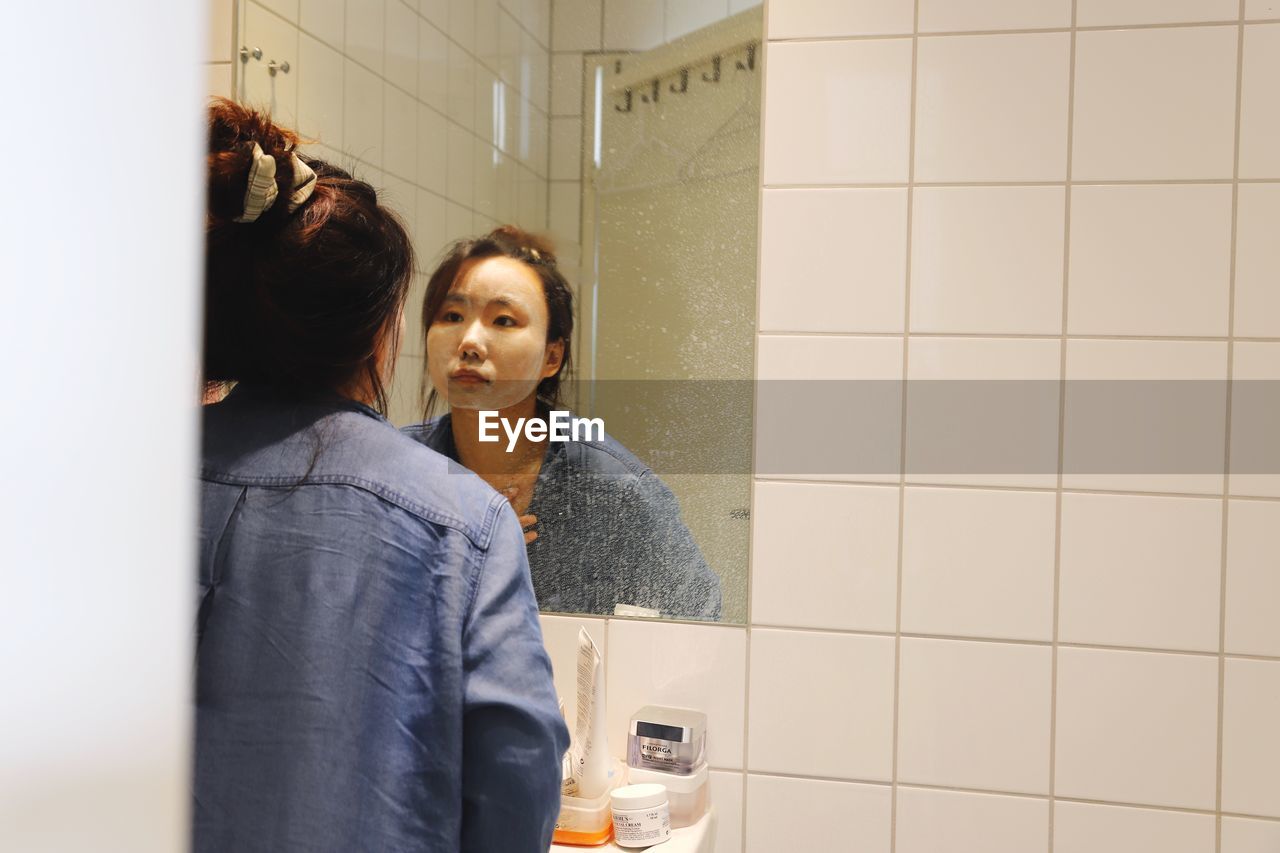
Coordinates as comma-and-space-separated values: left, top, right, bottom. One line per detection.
610, 783, 668, 811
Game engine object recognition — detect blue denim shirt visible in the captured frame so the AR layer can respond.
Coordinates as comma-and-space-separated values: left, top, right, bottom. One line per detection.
196, 388, 569, 853
403, 414, 721, 620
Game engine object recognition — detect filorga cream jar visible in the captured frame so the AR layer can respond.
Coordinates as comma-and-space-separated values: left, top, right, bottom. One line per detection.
626, 706, 707, 775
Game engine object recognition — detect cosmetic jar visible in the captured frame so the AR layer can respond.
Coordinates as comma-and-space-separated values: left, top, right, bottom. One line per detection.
627, 706, 707, 775
610, 783, 671, 848
626, 763, 708, 829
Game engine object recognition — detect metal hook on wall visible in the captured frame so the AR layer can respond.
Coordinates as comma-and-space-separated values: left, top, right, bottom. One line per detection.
669, 68, 689, 94
615, 88, 633, 112
640, 78, 660, 104
736, 43, 756, 72
702, 55, 722, 83
239, 46, 262, 63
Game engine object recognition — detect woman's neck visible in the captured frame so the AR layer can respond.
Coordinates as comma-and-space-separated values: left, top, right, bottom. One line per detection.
450, 395, 548, 480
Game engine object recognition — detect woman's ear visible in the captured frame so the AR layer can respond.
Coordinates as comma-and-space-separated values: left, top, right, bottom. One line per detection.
541, 338, 565, 379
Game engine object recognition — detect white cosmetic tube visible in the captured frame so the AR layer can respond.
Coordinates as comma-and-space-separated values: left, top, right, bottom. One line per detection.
568, 627, 611, 799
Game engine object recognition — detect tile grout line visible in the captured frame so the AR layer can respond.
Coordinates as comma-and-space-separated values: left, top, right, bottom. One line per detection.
765, 18, 1273, 43
1216, 3, 1248, 849
750, 477, 1280, 503
1048, 3, 1079, 848
754, 330, 1280, 340
889, 3, 922, 851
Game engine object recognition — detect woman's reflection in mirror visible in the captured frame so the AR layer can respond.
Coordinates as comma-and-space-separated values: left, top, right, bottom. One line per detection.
403, 226, 722, 620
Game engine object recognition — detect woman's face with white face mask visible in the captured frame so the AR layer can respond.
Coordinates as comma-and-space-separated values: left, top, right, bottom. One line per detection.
426, 256, 564, 411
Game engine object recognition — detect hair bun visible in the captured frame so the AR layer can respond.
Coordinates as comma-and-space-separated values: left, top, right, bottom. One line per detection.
206, 98, 302, 223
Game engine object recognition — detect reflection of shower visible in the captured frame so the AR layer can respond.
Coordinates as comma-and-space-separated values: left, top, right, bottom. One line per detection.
577, 8, 762, 625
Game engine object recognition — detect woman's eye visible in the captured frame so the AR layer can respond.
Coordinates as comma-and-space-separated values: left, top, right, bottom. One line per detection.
438, 311, 463, 323
494, 315, 517, 327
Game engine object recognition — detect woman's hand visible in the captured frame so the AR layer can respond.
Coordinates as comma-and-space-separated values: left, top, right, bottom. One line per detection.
500, 487, 538, 544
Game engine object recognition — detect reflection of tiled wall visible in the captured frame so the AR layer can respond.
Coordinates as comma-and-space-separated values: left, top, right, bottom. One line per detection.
208, 0, 553, 425
541, 3, 1280, 853
544, 0, 762, 286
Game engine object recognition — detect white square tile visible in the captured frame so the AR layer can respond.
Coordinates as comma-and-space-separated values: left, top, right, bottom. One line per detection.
910, 186, 1065, 333
207, 62, 233, 99
553, 0, 602, 51
1235, 184, 1280, 337
401, 271, 428, 360
384, 0, 418, 95
605, 620, 747, 768
1055, 648, 1219, 809
343, 58, 383, 166
766, 0, 913, 38
895, 788, 1048, 853
524, 95, 551, 177
445, 200, 474, 240
448, 0, 476, 52
448, 42, 476, 132
1059, 493, 1221, 652
297, 34, 344, 145
1053, 801, 1216, 853
1229, 343, 1280, 498
1078, 0, 1239, 25
1226, 500, 1280, 657
421, 0, 447, 28
415, 188, 448, 268
604, 0, 663, 50
537, 614, 606, 730
758, 188, 907, 334
745, 776, 890, 853
747, 630, 895, 779
1241, 24, 1280, 178
473, 66, 497, 145
1222, 817, 1280, 853
754, 336, 903, 482
897, 638, 1052, 794
551, 53, 584, 116
917, 0, 1071, 31
474, 142, 498, 219
380, 172, 417, 234
494, 151, 519, 223
242, 1, 300, 126
475, 0, 500, 74
665, 0, 728, 42
1222, 658, 1280, 817
763, 40, 912, 185
549, 116, 582, 180
905, 338, 1062, 489
418, 104, 448, 196
497, 10, 521, 89
208, 0, 234, 62
1072, 27, 1238, 180
914, 33, 1070, 182
1062, 340, 1229, 495
418, 19, 450, 113
750, 482, 899, 632
901, 487, 1056, 641
345, 0, 384, 74
1248, 0, 1280, 18
257, 0, 299, 24
446, 122, 474, 206
1067, 184, 1232, 337
524, 31, 550, 113
527, 0, 552, 45
708, 771, 743, 853
548, 181, 580, 244
383, 83, 417, 181
300, 0, 345, 49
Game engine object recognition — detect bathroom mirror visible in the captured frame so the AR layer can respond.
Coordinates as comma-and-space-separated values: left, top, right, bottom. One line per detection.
229, 1, 761, 624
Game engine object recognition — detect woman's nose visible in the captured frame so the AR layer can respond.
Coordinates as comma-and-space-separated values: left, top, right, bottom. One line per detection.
458, 321, 487, 360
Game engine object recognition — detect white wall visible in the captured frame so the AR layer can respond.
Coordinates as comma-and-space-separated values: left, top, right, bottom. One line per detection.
0, 2, 204, 851
540, 2, 1280, 852
221, 0, 553, 424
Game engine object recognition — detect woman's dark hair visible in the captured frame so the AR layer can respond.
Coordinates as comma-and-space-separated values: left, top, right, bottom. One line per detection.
420, 226, 574, 416
204, 98, 414, 414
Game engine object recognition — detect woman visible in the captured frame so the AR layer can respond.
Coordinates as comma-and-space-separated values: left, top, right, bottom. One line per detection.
198, 102, 567, 852
403, 227, 722, 620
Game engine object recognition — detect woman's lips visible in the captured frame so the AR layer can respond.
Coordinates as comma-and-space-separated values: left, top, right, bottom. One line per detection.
449, 370, 489, 385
